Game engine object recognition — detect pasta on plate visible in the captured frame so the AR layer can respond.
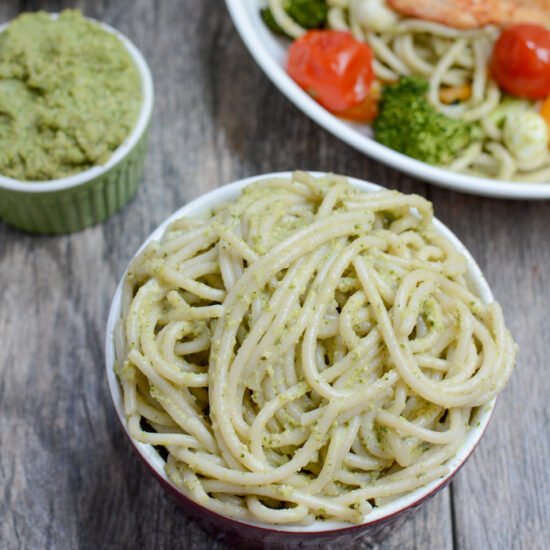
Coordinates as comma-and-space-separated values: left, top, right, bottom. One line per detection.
266, 0, 550, 182
115, 172, 516, 525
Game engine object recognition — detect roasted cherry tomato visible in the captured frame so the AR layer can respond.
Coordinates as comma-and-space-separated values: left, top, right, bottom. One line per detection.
287, 30, 374, 113
338, 81, 381, 123
490, 24, 550, 100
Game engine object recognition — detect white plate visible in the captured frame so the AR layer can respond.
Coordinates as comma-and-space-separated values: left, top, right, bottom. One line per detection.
225, 0, 550, 200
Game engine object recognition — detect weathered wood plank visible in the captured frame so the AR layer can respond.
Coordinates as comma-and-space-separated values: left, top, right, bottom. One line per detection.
1, 0, 547, 549
430, 188, 550, 550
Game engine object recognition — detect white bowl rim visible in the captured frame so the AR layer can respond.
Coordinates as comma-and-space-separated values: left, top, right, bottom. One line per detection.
224, 0, 550, 200
105, 171, 496, 534
0, 14, 154, 193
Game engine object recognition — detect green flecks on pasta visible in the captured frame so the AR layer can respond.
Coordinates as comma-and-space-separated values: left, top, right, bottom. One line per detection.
116, 172, 516, 526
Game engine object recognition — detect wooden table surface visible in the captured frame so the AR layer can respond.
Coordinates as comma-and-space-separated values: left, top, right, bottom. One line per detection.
1, 1, 549, 549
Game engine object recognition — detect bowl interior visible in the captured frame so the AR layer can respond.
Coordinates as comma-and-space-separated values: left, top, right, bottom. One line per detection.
105, 172, 496, 534
0, 14, 154, 192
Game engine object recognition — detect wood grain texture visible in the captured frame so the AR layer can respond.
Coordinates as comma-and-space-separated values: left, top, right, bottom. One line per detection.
0, 1, 548, 549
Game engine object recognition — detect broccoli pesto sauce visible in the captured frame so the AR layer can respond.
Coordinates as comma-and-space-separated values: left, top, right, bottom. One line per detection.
0, 10, 141, 181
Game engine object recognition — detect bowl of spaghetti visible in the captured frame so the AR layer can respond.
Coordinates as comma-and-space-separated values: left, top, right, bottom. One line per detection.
105, 172, 516, 545
225, 0, 550, 199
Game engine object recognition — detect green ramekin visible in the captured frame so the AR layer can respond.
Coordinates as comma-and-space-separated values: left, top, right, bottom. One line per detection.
0, 18, 154, 234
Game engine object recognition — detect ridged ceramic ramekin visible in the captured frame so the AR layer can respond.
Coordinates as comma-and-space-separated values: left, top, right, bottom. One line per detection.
0, 17, 154, 234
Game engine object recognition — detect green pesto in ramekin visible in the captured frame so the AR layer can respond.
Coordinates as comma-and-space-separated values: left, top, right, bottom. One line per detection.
0, 12, 154, 234
0, 10, 142, 181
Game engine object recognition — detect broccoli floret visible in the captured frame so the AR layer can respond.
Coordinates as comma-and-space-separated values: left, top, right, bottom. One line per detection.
374, 76, 477, 166
262, 0, 328, 37
261, 8, 285, 35
286, 0, 328, 28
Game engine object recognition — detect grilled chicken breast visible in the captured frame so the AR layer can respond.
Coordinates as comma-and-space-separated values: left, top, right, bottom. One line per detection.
387, 0, 550, 29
